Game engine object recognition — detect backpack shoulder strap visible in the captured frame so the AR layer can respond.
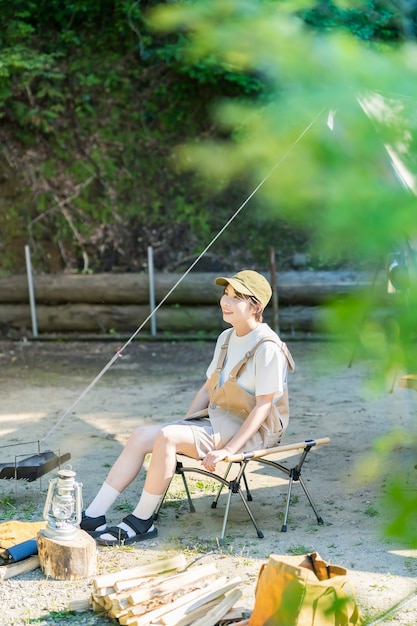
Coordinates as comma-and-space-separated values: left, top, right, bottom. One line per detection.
214, 329, 233, 372
228, 336, 295, 380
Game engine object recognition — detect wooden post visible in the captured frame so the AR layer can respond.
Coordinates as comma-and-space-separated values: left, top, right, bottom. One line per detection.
24, 245, 38, 337
269, 246, 279, 333
148, 246, 157, 336
37, 528, 97, 580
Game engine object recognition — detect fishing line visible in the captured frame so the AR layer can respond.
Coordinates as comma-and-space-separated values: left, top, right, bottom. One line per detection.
41, 107, 326, 443
366, 589, 417, 625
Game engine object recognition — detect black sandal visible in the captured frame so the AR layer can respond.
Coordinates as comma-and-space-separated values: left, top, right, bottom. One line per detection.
80, 512, 107, 538
96, 514, 158, 546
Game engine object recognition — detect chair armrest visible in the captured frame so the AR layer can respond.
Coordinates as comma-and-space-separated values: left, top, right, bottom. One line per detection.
225, 437, 331, 463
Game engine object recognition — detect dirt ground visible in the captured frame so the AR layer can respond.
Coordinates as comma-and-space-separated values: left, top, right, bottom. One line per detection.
1, 337, 417, 625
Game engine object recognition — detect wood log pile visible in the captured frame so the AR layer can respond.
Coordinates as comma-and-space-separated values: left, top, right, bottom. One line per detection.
0, 270, 382, 335
69, 554, 250, 626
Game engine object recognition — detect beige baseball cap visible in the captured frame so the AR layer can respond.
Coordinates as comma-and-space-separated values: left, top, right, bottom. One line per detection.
214, 270, 272, 307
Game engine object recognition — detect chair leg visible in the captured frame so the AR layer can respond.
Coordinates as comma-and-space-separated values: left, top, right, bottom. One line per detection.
153, 461, 196, 520
181, 461, 264, 542
242, 468, 253, 501
218, 483, 234, 543
281, 470, 324, 531
298, 475, 323, 525
180, 469, 196, 513
153, 480, 171, 521
221, 463, 264, 541
212, 462, 253, 509
155, 458, 266, 540
280, 470, 294, 532
258, 447, 325, 532
211, 462, 232, 509
281, 464, 323, 533
218, 478, 264, 544
235, 483, 264, 540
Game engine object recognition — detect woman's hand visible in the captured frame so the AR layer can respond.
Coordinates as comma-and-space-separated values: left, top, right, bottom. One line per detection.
201, 448, 230, 473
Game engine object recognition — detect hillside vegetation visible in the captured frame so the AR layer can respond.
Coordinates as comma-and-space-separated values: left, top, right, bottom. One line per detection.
0, 0, 412, 274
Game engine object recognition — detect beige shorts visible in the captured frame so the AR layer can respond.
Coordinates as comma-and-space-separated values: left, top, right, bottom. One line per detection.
170, 418, 220, 458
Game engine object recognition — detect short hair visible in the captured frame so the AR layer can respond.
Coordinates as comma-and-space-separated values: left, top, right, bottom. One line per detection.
223, 287, 264, 322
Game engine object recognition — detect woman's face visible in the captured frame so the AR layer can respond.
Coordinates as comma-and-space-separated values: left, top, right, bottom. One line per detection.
220, 284, 255, 326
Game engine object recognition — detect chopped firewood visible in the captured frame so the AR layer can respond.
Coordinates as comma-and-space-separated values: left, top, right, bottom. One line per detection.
216, 608, 250, 624
160, 577, 242, 626
108, 605, 131, 620
0, 555, 40, 580
89, 557, 245, 626
115, 573, 158, 593
93, 554, 187, 591
128, 576, 242, 626
191, 589, 242, 626
68, 598, 91, 612
95, 585, 115, 597
90, 592, 108, 607
107, 591, 131, 612
159, 598, 220, 626
91, 598, 108, 613
106, 564, 219, 620
128, 563, 218, 605
119, 577, 231, 625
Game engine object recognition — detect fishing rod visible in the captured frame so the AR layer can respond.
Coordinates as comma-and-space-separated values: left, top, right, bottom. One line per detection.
42, 107, 326, 443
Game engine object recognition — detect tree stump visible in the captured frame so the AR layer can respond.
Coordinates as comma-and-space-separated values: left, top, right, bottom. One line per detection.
37, 529, 97, 580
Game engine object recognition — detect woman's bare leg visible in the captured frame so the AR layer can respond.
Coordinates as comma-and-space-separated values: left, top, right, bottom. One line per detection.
142, 424, 199, 495
97, 424, 200, 542
85, 424, 162, 519
105, 424, 162, 492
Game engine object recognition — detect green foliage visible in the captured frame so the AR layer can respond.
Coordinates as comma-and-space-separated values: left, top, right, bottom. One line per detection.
287, 544, 311, 555
354, 430, 417, 546
0, 493, 17, 520
2, 0, 415, 275
0, 0, 279, 274
150, 0, 417, 367
149, 0, 417, 555
300, 0, 401, 42
384, 476, 417, 547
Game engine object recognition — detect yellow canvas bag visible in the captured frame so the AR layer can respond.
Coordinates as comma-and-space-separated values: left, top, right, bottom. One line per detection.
249, 553, 364, 626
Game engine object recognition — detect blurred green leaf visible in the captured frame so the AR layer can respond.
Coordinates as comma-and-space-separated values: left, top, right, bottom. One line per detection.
150, 0, 417, 374
149, 0, 417, 555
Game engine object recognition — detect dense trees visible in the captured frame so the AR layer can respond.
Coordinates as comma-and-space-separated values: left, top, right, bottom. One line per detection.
1, 0, 416, 275
0, 0, 276, 274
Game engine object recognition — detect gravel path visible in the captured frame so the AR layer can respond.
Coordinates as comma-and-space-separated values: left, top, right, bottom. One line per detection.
1, 339, 417, 625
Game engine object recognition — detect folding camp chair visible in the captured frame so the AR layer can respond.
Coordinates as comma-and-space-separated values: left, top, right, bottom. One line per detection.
154, 437, 331, 542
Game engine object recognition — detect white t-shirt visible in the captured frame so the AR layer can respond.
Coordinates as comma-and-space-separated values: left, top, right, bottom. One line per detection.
206, 324, 288, 399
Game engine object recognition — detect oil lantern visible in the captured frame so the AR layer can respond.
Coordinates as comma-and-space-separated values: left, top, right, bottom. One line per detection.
43, 467, 83, 539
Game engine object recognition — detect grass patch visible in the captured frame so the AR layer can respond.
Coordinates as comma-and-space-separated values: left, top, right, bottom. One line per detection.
364, 506, 379, 517
0, 493, 17, 520
287, 545, 311, 555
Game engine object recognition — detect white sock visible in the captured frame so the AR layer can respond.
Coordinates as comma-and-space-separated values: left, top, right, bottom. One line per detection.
85, 482, 120, 519
99, 490, 161, 540
132, 490, 163, 520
